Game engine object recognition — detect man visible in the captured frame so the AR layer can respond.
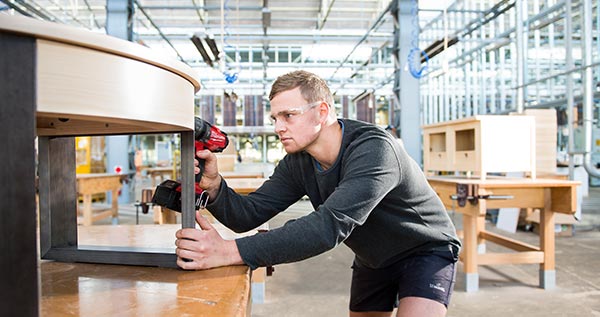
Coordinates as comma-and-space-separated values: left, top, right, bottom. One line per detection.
175, 70, 461, 317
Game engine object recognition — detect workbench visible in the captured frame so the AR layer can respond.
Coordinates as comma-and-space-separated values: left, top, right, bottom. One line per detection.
42, 224, 252, 316
41, 262, 251, 317
143, 166, 176, 186
427, 176, 579, 292
1, 15, 200, 316
225, 177, 269, 195
76, 173, 123, 226
221, 171, 265, 179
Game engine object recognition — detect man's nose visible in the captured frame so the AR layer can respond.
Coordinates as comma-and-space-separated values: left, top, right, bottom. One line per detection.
274, 119, 286, 132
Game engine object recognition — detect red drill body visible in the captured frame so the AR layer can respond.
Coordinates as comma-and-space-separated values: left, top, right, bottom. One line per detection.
151, 117, 229, 212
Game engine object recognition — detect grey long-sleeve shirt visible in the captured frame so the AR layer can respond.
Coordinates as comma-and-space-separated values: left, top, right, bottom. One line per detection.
206, 119, 461, 270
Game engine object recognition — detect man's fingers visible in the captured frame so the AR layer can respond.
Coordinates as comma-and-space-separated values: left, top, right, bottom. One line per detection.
176, 228, 198, 240
196, 149, 211, 159
176, 248, 196, 260
177, 256, 198, 270
175, 237, 196, 250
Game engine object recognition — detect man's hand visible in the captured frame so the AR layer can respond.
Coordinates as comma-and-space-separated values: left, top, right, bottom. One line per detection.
175, 210, 244, 270
195, 149, 221, 200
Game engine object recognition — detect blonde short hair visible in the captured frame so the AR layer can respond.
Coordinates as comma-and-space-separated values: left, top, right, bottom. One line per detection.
269, 70, 334, 108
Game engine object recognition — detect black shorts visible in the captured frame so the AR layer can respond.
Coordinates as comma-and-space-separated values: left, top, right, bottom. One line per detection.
349, 249, 458, 312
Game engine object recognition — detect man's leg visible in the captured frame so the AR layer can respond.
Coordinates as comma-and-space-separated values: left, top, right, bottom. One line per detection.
349, 296, 447, 317
349, 259, 398, 316
396, 297, 447, 317
350, 311, 393, 317
350, 249, 457, 317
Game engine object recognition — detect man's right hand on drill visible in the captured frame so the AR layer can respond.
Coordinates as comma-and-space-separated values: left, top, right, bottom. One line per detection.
195, 149, 222, 203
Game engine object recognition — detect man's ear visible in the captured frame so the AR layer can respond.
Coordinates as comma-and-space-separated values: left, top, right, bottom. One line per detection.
318, 101, 330, 123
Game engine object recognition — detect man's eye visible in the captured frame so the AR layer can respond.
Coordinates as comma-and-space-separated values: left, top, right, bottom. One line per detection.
284, 113, 295, 118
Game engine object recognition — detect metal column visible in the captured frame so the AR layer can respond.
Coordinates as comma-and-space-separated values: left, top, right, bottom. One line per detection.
106, 0, 134, 41
394, 0, 422, 164
515, 0, 526, 113
105, 0, 135, 204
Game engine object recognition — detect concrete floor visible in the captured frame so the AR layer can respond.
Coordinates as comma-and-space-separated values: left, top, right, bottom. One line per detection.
96, 180, 600, 317
251, 188, 600, 317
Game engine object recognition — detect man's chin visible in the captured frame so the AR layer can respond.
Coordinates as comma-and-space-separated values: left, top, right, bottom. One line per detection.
282, 144, 300, 154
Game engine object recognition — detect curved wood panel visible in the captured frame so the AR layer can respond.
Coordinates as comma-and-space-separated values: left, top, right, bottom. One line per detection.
0, 14, 200, 92
36, 40, 194, 135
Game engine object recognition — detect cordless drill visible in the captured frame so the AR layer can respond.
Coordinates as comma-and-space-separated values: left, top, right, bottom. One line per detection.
151, 117, 229, 212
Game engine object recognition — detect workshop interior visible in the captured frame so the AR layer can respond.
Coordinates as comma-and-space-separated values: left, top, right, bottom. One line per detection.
1, 0, 600, 316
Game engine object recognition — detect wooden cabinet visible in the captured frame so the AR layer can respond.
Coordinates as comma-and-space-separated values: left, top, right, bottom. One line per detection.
423, 115, 536, 179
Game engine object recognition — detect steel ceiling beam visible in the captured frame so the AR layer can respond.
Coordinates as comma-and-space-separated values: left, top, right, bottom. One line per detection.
4, 0, 61, 22
190, 0, 206, 24
328, 0, 395, 81
317, 0, 337, 30
133, 0, 186, 63
0, 0, 34, 17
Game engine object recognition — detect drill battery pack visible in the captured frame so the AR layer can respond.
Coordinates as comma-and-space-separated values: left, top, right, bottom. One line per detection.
151, 179, 208, 212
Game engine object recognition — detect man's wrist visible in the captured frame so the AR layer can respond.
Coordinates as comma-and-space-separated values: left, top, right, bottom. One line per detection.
227, 240, 244, 265
207, 175, 222, 202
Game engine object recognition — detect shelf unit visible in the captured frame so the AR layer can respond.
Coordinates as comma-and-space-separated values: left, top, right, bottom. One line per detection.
423, 115, 536, 179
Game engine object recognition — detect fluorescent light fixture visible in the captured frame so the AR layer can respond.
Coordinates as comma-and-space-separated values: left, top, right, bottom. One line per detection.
191, 33, 221, 67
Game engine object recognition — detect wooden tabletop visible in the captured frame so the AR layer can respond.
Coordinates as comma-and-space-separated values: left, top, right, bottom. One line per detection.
40, 224, 253, 316
143, 166, 174, 172
225, 178, 268, 195
41, 262, 250, 317
77, 223, 254, 248
221, 171, 265, 179
427, 176, 580, 188
427, 176, 580, 215
76, 173, 124, 179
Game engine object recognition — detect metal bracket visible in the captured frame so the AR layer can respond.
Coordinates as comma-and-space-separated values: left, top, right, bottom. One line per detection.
450, 183, 514, 207
453, 183, 478, 207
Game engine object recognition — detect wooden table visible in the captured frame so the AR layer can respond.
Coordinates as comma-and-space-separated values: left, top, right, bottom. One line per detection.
41, 224, 252, 316
143, 166, 175, 186
225, 177, 268, 195
41, 262, 250, 317
427, 176, 579, 292
1, 15, 200, 316
76, 173, 123, 226
215, 177, 269, 302
221, 171, 264, 179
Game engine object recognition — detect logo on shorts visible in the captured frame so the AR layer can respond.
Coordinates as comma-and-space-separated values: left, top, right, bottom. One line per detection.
429, 283, 446, 293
